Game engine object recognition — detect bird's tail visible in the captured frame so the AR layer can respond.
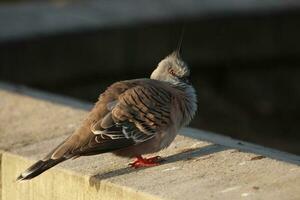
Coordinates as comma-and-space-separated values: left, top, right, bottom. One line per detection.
16, 157, 66, 181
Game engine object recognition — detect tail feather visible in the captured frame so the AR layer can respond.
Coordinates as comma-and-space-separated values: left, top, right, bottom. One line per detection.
17, 132, 135, 181
16, 157, 66, 181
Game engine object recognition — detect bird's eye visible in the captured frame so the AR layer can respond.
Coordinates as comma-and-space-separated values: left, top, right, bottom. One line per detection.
168, 69, 176, 76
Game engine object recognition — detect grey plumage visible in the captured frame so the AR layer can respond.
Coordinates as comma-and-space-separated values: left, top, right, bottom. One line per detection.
17, 52, 197, 181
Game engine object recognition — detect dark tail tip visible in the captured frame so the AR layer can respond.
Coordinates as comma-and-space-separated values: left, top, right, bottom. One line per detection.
16, 158, 65, 181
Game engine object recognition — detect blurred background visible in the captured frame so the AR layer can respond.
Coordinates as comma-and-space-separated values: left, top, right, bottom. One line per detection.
0, 0, 300, 154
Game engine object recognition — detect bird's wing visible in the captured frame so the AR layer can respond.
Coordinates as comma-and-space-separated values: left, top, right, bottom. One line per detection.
46, 81, 136, 159
78, 83, 173, 155
49, 80, 173, 159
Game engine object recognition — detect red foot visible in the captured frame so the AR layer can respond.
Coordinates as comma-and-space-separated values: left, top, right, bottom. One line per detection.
129, 156, 163, 168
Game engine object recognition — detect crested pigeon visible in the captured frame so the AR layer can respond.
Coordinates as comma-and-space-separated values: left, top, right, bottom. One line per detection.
17, 51, 197, 181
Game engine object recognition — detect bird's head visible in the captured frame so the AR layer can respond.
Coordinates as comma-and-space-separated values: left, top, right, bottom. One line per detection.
150, 51, 191, 85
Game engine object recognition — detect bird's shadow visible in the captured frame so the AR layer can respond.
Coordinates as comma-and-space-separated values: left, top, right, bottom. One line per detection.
89, 144, 228, 189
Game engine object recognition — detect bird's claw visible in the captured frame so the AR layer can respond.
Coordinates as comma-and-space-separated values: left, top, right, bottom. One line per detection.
129, 156, 164, 168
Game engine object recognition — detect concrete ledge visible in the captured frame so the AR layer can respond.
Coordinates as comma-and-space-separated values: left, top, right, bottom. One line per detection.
2, 153, 158, 200
1, 85, 300, 200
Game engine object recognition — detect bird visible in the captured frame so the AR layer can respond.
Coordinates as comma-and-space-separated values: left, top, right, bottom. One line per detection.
17, 50, 197, 181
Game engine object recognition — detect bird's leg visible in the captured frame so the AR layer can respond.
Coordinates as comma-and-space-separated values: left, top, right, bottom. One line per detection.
129, 155, 163, 168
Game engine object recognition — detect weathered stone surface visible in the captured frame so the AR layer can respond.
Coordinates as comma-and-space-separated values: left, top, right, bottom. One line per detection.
1, 87, 300, 200
0, 150, 2, 200
0, 89, 87, 151
0, 88, 87, 200
3, 134, 300, 200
